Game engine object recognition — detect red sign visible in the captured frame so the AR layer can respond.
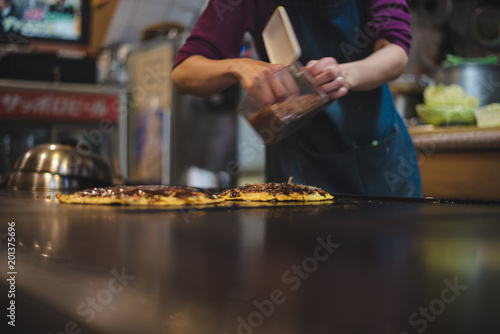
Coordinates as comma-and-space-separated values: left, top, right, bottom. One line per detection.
0, 87, 120, 122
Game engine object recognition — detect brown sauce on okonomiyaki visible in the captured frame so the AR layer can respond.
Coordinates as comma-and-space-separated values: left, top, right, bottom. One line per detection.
228, 182, 329, 197
77, 186, 217, 199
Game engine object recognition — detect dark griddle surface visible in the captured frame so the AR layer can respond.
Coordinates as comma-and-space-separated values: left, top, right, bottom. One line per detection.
1, 189, 500, 334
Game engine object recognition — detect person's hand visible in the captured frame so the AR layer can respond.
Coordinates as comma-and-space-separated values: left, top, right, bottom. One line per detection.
230, 58, 299, 106
305, 57, 348, 100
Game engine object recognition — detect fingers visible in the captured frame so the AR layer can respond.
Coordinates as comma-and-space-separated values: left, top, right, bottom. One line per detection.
249, 67, 300, 106
244, 65, 280, 105
305, 59, 318, 71
267, 73, 289, 102
328, 87, 348, 100
274, 68, 300, 99
305, 57, 340, 79
319, 76, 344, 96
244, 57, 349, 106
250, 81, 278, 106
306, 57, 347, 99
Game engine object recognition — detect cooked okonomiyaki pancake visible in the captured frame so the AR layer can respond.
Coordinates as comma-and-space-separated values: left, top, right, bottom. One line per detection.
56, 185, 223, 206
219, 182, 333, 202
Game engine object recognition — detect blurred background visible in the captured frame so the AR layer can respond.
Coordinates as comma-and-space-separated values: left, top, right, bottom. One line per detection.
1, 0, 500, 199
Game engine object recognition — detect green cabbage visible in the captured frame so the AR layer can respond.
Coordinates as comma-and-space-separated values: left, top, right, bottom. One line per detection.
416, 104, 476, 126
476, 103, 500, 128
416, 84, 479, 126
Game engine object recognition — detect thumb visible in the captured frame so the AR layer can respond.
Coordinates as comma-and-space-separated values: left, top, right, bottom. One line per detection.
305, 60, 318, 69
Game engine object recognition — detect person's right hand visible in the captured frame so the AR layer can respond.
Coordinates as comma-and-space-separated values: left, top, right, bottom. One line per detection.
230, 58, 299, 106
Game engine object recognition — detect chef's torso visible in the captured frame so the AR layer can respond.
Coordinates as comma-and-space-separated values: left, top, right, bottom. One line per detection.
264, 0, 422, 197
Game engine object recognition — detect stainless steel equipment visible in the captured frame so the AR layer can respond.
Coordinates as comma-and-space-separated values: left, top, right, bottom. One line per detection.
391, 86, 423, 119
0, 79, 128, 187
433, 63, 500, 106
173, 85, 239, 188
125, 38, 239, 188
7, 143, 112, 189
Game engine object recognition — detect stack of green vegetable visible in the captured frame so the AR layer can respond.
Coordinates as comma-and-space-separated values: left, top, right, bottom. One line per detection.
416, 84, 479, 126
441, 54, 498, 67
476, 103, 500, 128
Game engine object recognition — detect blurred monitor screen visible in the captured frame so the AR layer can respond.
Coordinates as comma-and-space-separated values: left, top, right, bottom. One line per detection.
0, 0, 90, 45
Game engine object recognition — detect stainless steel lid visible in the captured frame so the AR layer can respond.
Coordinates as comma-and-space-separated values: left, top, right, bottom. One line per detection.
11, 143, 112, 184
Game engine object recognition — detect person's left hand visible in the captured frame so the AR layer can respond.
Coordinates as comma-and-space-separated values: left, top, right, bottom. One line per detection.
305, 57, 348, 100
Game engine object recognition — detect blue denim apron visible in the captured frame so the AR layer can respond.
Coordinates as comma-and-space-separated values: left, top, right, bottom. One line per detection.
265, 0, 422, 197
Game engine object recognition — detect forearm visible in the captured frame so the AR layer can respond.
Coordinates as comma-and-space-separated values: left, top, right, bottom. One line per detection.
172, 56, 240, 97
339, 41, 408, 91
172, 55, 284, 97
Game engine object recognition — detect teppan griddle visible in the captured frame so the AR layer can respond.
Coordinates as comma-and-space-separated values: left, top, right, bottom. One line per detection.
1, 189, 500, 334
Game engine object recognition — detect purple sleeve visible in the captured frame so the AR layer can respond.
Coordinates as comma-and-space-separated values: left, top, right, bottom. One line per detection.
173, 0, 269, 68
366, 0, 412, 54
